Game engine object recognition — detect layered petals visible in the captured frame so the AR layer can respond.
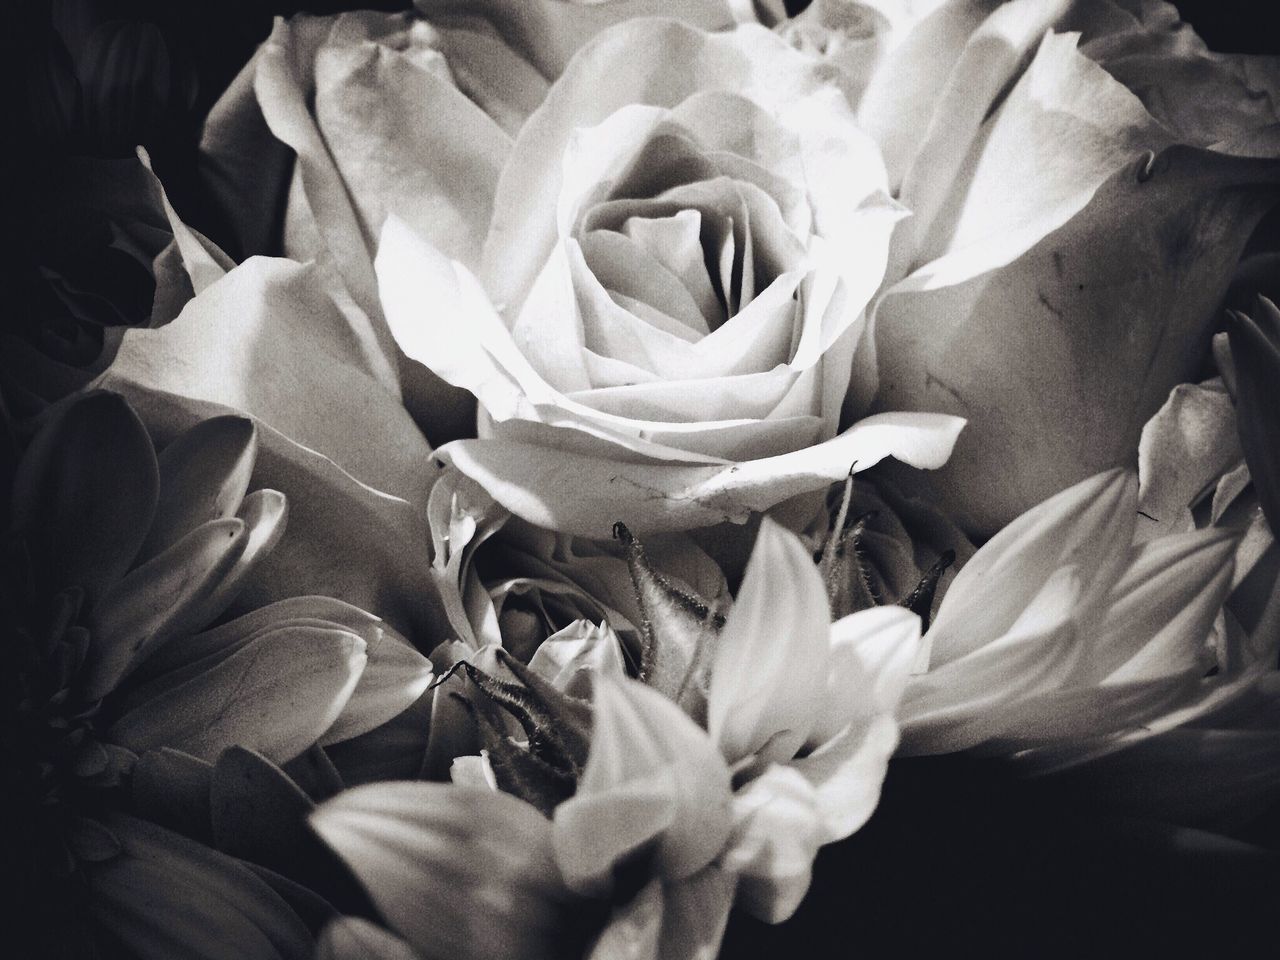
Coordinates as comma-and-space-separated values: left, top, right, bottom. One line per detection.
97, 257, 444, 639
376, 16, 964, 535
855, 2, 1280, 534
899, 469, 1244, 760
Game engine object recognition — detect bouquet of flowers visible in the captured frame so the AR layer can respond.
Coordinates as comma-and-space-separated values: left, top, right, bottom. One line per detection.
10, 0, 1280, 956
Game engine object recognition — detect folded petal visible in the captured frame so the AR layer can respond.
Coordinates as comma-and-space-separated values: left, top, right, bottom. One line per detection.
310, 18, 510, 269
99, 256, 432, 505
138, 415, 257, 561
437, 412, 964, 536
1135, 378, 1242, 543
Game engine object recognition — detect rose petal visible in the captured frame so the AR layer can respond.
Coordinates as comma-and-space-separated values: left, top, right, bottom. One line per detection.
99, 256, 431, 504
436, 412, 964, 536
482, 18, 893, 328
311, 19, 510, 270
874, 145, 1280, 535
415, 0, 736, 78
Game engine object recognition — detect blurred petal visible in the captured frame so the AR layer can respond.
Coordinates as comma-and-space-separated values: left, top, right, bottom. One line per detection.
311, 782, 569, 960
210, 747, 367, 911
198, 50, 293, 259
131, 747, 214, 842
722, 764, 821, 923
655, 867, 736, 960
317, 917, 419, 960
89, 814, 314, 960
1230, 297, 1280, 532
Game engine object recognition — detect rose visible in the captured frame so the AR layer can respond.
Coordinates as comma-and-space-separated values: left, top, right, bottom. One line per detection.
375, 16, 964, 537
789, 0, 1280, 535
196, 4, 754, 443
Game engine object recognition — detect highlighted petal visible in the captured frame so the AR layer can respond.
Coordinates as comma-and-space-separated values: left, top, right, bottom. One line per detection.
437, 412, 964, 536
555, 677, 733, 893
708, 519, 831, 765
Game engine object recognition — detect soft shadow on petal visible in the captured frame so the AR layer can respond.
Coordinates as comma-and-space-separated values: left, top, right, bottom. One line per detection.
311, 782, 569, 960
436, 412, 964, 536
317, 916, 420, 960
10, 390, 158, 599
874, 142, 1280, 536
89, 814, 314, 960
99, 257, 432, 505
109, 625, 366, 763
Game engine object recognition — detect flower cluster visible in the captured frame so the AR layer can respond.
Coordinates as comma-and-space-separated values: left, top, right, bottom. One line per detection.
11, 0, 1280, 956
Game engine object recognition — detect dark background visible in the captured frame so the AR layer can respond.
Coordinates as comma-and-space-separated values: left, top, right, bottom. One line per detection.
9, 1, 1280, 956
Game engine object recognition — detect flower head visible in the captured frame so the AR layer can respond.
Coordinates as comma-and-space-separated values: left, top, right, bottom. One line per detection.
310, 518, 919, 958
897, 469, 1243, 763
797, 0, 1280, 534
3, 391, 432, 958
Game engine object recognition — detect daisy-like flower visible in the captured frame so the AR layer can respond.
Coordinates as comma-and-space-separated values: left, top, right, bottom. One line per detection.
3, 390, 432, 958
894, 468, 1245, 764
310, 518, 920, 958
